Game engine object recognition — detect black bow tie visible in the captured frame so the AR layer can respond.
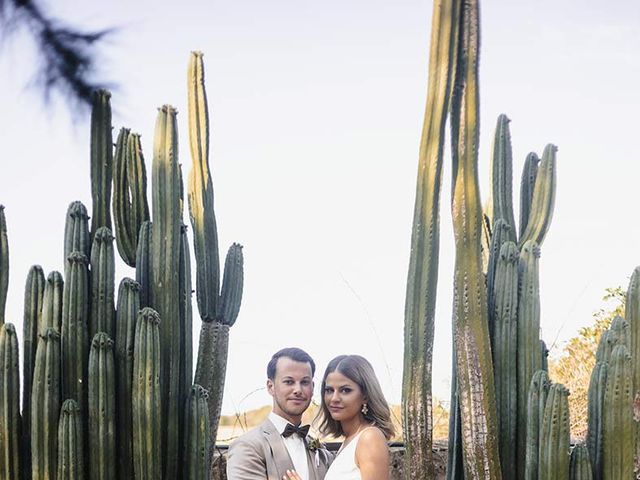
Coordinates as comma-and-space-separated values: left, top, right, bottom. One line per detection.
282, 423, 310, 438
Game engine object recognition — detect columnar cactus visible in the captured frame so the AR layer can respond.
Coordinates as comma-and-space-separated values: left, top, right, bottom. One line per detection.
398, 0, 459, 475
56, 399, 84, 480
448, 0, 501, 476
90, 90, 113, 242
183, 385, 211, 480
524, 370, 550, 480
0, 323, 21, 478
486, 218, 511, 339
624, 266, 640, 466
517, 239, 542, 477
132, 308, 162, 480
518, 152, 540, 239
485, 114, 516, 241
539, 383, 570, 480
113, 128, 150, 266
587, 361, 608, 480
63, 201, 90, 275
41, 271, 63, 332
179, 226, 193, 413
603, 344, 634, 479
135, 221, 152, 309
89, 227, 115, 339
88, 332, 115, 480
22, 264, 44, 473
569, 444, 593, 480
0, 206, 8, 325
61, 252, 89, 416
115, 278, 140, 479
151, 105, 183, 478
607, 315, 629, 350
491, 240, 519, 478
31, 327, 61, 480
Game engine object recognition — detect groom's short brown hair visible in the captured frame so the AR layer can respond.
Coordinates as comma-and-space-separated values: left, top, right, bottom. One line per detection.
267, 347, 316, 380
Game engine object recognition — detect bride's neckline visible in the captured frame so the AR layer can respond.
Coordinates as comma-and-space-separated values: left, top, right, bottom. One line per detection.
336, 423, 374, 456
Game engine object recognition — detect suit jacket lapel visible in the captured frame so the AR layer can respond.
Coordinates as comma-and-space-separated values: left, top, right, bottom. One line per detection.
262, 419, 295, 477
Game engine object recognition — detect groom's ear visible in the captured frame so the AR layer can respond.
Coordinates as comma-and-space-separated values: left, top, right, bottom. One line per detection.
266, 378, 275, 396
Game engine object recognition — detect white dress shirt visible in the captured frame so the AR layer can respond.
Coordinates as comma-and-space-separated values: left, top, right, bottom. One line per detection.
269, 412, 310, 480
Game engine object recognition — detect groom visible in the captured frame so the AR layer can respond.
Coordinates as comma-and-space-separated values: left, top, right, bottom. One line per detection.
227, 347, 333, 480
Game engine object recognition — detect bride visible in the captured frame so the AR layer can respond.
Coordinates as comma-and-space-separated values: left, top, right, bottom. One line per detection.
284, 354, 395, 480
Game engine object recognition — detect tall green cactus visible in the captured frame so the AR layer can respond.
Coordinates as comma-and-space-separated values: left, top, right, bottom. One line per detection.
61, 252, 89, 416
113, 128, 150, 266
517, 239, 542, 478
22, 264, 44, 475
492, 240, 519, 479
524, 370, 550, 480
135, 221, 152, 309
624, 266, 640, 469
398, 0, 459, 475
56, 399, 84, 480
486, 219, 513, 340
518, 144, 556, 249
539, 383, 570, 480
0, 206, 8, 325
90, 90, 113, 242
603, 344, 634, 479
449, 0, 501, 476
0, 323, 21, 478
115, 278, 140, 479
485, 114, 516, 241
518, 152, 539, 239
88, 332, 115, 480
41, 271, 63, 333
63, 201, 90, 275
89, 227, 115, 340
151, 105, 183, 478
132, 307, 162, 480
587, 361, 607, 480
569, 444, 592, 480
179, 226, 193, 415
31, 327, 61, 480
183, 385, 211, 480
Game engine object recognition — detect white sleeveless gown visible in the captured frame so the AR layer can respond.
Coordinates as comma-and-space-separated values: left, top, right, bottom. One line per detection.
324, 428, 371, 480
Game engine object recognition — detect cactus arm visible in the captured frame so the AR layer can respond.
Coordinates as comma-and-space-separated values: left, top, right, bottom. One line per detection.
183, 385, 211, 479
518, 152, 539, 239
127, 133, 150, 236
539, 383, 570, 480
218, 243, 244, 326
401, 1, 459, 478
518, 144, 556, 249
135, 221, 152, 309
89, 227, 115, 339
0, 323, 21, 478
540, 340, 549, 372
187, 51, 220, 322
63, 202, 90, 277
524, 370, 549, 480
132, 308, 162, 480
90, 90, 113, 241
113, 128, 136, 266
57, 399, 85, 480
569, 444, 593, 480
88, 332, 115, 480
587, 361, 607, 479
151, 105, 183, 479
0, 206, 8, 325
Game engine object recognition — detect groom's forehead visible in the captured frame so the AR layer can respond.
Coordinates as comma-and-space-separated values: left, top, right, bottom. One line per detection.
274, 357, 313, 378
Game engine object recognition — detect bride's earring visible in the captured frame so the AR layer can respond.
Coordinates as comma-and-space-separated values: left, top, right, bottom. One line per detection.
361, 403, 369, 415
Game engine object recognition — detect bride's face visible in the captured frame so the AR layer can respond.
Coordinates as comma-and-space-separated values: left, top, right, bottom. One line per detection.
323, 371, 365, 423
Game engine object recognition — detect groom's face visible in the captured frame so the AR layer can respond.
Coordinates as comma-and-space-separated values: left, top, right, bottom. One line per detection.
267, 357, 314, 424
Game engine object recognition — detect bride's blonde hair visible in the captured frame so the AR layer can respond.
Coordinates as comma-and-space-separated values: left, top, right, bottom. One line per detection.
316, 355, 394, 439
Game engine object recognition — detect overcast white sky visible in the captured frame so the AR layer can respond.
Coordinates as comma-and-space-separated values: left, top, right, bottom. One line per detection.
1, 0, 639, 415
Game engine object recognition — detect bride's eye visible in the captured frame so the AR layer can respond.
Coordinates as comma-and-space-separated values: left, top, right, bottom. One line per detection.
340, 387, 352, 394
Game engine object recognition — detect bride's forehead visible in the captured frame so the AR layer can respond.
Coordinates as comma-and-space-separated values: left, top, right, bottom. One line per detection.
324, 371, 356, 386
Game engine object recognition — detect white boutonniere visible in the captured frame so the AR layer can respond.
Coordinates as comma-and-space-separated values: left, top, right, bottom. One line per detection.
306, 437, 322, 466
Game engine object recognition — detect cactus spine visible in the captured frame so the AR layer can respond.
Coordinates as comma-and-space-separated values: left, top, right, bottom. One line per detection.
587, 361, 607, 480
492, 240, 519, 478
31, 327, 61, 480
539, 383, 570, 480
132, 308, 162, 480
603, 344, 634, 479
485, 114, 516, 241
115, 278, 140, 479
61, 252, 89, 418
524, 370, 550, 480
0, 323, 21, 478
183, 385, 211, 479
63, 202, 90, 274
0, 206, 8, 325
519, 152, 540, 239
56, 399, 84, 480
517, 239, 542, 477
569, 444, 592, 480
88, 332, 115, 480
89, 227, 115, 339
399, 0, 459, 475
449, 0, 501, 476
135, 221, 152, 309
90, 90, 113, 241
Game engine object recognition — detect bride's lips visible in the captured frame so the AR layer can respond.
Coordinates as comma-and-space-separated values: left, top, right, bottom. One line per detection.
328, 406, 342, 413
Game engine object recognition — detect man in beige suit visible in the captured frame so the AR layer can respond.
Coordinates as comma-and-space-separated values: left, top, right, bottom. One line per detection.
227, 348, 333, 480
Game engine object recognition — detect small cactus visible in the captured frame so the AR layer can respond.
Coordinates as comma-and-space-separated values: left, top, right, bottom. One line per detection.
518, 152, 540, 239
56, 399, 84, 480
587, 361, 607, 480
41, 271, 64, 333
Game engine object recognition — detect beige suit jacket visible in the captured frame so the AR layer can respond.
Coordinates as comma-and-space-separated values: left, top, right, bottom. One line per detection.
227, 419, 333, 480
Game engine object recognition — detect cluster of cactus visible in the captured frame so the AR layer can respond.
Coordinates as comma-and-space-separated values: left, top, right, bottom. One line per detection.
0, 52, 243, 478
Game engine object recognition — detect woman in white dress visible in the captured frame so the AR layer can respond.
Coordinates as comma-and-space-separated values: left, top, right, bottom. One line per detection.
284, 355, 395, 480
